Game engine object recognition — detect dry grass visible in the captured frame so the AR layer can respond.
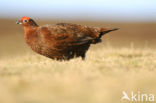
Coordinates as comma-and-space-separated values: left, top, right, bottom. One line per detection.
0, 46, 156, 103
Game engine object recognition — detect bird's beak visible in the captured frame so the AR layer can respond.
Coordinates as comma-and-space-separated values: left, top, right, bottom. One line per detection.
16, 19, 22, 24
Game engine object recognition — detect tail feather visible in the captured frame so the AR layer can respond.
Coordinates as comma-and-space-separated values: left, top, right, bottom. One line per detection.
91, 28, 119, 44
99, 28, 119, 38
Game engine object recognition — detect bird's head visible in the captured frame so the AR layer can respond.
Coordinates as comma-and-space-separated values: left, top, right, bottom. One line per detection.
16, 16, 38, 27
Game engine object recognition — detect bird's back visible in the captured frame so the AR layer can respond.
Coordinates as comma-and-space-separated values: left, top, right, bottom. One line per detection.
38, 23, 101, 45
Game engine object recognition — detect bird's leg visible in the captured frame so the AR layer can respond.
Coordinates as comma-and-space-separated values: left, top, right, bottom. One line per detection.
81, 54, 86, 60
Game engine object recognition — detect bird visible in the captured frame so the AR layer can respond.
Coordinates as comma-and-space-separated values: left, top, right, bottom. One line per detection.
16, 16, 118, 60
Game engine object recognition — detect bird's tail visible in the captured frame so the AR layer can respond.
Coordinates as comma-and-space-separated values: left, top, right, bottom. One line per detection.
92, 28, 119, 44
99, 28, 119, 38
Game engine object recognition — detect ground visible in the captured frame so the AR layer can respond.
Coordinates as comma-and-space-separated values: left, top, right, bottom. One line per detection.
0, 46, 156, 103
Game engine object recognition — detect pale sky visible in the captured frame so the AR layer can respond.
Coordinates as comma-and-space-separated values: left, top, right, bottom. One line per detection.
0, 0, 156, 22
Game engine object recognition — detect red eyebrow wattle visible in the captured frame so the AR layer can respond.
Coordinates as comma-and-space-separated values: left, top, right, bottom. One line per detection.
21, 16, 30, 21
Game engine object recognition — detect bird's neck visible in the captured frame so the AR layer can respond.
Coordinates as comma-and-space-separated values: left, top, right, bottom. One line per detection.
24, 26, 39, 45
24, 25, 42, 53
24, 25, 38, 33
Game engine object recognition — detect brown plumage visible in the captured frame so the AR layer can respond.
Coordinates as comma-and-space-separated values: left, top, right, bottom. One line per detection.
16, 16, 119, 60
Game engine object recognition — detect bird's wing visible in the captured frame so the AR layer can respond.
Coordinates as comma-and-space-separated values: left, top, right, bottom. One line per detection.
56, 23, 100, 38
39, 23, 100, 45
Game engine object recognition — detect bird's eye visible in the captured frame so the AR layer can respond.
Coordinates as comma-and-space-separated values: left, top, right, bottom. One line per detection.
23, 19, 28, 23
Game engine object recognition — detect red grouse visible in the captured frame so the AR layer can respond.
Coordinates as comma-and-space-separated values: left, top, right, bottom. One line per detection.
16, 17, 118, 60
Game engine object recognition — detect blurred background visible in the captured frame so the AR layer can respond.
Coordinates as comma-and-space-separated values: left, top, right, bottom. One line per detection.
0, 0, 156, 57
